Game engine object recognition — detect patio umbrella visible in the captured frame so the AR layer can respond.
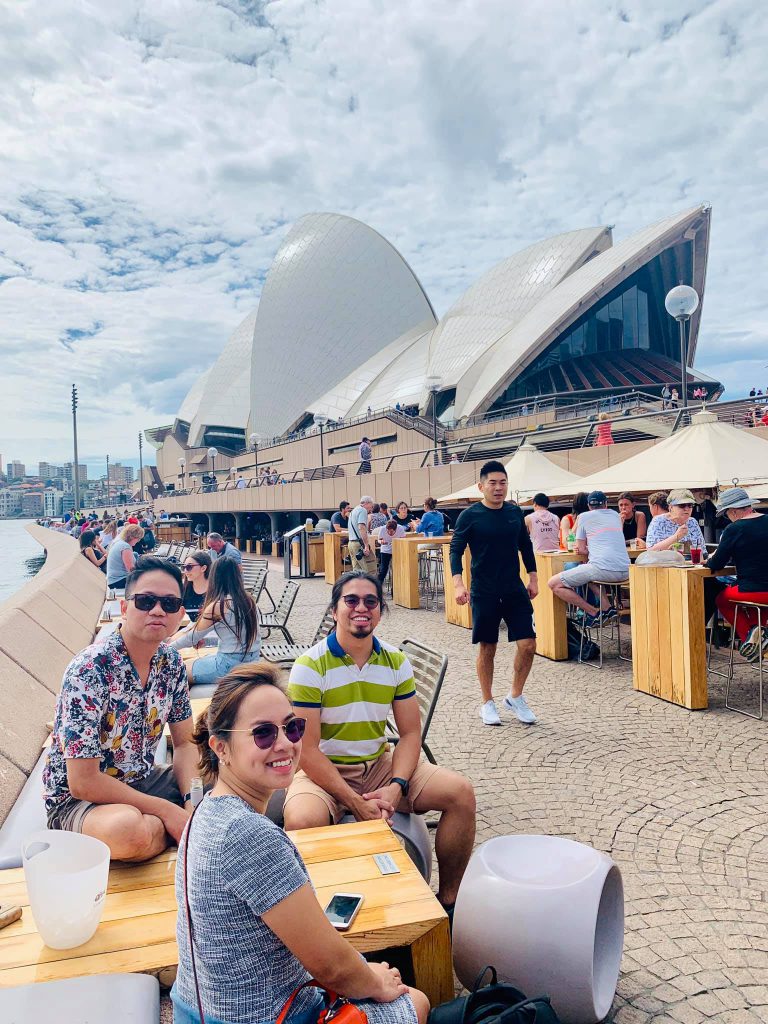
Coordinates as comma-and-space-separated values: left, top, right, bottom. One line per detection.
574, 410, 768, 494
441, 442, 580, 504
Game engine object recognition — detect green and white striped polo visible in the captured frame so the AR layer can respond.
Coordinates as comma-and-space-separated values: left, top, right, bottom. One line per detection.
287, 632, 416, 764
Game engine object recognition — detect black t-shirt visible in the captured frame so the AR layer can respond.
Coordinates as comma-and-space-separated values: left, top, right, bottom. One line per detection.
392, 513, 415, 529
707, 514, 768, 593
450, 501, 537, 596
330, 511, 348, 532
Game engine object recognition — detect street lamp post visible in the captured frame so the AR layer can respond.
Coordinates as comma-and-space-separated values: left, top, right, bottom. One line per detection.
138, 432, 144, 503
106, 454, 110, 506
664, 285, 700, 412
249, 432, 262, 481
207, 447, 218, 490
425, 375, 442, 465
71, 384, 80, 511
313, 414, 328, 469
178, 457, 186, 492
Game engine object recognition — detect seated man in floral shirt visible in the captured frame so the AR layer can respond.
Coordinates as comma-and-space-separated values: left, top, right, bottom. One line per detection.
43, 557, 197, 861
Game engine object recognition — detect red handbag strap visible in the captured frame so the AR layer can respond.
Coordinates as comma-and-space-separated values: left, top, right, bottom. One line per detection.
182, 804, 206, 1024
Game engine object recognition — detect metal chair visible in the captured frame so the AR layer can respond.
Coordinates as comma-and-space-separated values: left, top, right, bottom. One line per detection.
386, 638, 448, 765
259, 580, 300, 643
724, 600, 767, 720
261, 606, 336, 663
579, 580, 631, 668
242, 559, 275, 610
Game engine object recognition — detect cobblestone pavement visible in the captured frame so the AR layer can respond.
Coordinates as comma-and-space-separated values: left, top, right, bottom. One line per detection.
162, 564, 768, 1024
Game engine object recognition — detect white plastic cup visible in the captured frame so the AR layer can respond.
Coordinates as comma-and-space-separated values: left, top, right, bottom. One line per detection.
22, 830, 110, 949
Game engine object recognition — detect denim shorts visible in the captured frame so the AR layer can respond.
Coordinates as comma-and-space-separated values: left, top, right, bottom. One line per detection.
189, 649, 261, 687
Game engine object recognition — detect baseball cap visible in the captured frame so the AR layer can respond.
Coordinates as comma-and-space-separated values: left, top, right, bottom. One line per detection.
587, 490, 607, 507
667, 488, 696, 506
715, 487, 757, 514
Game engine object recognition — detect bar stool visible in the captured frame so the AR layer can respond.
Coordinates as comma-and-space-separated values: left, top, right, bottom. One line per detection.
417, 545, 443, 610
579, 581, 630, 669
725, 600, 767, 720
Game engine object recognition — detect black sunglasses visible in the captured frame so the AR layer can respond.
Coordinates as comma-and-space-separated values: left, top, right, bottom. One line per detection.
219, 718, 306, 750
128, 593, 184, 613
341, 594, 380, 609
182, 563, 199, 571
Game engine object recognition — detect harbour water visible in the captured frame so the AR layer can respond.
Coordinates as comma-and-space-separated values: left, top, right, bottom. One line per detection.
0, 519, 46, 605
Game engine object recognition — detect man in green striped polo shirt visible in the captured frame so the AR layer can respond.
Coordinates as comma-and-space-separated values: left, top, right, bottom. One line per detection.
284, 571, 476, 914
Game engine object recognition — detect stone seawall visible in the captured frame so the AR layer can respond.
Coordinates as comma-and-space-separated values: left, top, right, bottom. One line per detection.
0, 525, 105, 824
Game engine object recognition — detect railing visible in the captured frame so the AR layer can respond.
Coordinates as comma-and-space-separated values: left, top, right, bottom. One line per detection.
160, 395, 766, 498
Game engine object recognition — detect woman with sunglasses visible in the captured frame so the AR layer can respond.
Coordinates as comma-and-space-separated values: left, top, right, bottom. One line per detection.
170, 558, 261, 691
173, 661, 427, 1024
645, 488, 705, 551
180, 552, 212, 622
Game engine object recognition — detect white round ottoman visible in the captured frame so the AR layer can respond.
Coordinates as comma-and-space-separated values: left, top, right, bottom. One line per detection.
453, 836, 624, 1024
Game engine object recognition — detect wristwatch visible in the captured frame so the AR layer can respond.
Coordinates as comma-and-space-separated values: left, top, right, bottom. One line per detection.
389, 777, 410, 797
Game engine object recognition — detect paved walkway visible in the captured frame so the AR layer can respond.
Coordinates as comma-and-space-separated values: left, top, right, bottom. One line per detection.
164, 564, 768, 1023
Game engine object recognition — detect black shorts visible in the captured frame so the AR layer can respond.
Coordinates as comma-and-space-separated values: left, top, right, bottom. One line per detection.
471, 590, 536, 645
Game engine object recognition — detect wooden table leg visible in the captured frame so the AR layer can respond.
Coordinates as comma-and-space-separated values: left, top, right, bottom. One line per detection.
393, 539, 420, 609
409, 919, 454, 1006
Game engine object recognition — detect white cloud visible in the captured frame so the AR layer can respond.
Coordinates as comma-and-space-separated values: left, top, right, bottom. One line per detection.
0, 0, 766, 465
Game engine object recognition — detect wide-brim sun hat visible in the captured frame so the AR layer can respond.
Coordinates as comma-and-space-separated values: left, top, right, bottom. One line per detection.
716, 487, 758, 514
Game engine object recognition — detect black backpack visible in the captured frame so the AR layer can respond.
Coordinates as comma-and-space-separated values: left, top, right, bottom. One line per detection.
429, 967, 560, 1024
566, 619, 599, 661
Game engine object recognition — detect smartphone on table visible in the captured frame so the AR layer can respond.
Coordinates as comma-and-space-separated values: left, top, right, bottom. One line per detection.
324, 892, 364, 931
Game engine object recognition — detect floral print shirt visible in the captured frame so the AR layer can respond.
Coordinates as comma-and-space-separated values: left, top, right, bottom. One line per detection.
43, 630, 191, 811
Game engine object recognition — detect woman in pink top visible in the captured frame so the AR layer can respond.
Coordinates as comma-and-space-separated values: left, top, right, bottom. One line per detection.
525, 493, 561, 552
594, 412, 614, 446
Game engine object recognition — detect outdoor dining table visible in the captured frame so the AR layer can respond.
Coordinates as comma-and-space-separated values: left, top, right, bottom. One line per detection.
629, 562, 733, 710
392, 535, 449, 609
0, 821, 452, 1005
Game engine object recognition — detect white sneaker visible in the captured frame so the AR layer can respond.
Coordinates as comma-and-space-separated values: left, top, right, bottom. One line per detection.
503, 694, 537, 724
480, 700, 502, 726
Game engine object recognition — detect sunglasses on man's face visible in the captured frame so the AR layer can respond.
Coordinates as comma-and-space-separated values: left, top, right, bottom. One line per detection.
128, 593, 184, 613
341, 594, 380, 609
219, 717, 307, 750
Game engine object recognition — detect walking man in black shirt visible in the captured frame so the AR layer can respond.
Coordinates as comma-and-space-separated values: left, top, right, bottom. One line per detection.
450, 460, 539, 726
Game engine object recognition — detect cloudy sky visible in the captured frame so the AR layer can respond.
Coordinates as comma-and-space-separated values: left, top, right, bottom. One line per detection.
1, 0, 766, 469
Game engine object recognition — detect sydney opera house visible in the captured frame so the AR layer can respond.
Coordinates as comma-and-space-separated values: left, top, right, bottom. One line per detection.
148, 203, 716, 467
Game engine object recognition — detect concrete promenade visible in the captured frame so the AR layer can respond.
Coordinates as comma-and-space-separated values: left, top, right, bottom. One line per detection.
248, 564, 768, 1024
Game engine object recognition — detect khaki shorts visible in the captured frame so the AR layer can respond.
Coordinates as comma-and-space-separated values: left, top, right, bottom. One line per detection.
347, 540, 378, 577
47, 766, 184, 832
284, 749, 444, 823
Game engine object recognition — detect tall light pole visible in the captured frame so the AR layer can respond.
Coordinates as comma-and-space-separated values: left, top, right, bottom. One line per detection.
425, 375, 442, 465
249, 432, 262, 481
138, 432, 145, 503
178, 457, 186, 492
664, 285, 700, 412
71, 384, 80, 510
106, 454, 110, 505
313, 414, 328, 468
207, 447, 218, 489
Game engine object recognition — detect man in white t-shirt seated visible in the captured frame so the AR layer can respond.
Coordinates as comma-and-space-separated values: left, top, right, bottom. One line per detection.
547, 490, 630, 626
375, 518, 406, 583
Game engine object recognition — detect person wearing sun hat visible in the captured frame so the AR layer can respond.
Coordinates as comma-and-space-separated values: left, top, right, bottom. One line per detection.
645, 488, 706, 551
706, 487, 768, 661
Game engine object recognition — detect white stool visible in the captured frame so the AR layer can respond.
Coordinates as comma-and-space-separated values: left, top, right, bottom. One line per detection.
453, 835, 624, 1024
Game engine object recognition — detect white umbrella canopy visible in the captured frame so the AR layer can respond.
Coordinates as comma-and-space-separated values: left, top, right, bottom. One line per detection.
575, 411, 768, 494
441, 442, 580, 503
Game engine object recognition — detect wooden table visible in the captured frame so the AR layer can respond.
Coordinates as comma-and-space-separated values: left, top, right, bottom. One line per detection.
392, 535, 449, 609
629, 563, 728, 710
324, 532, 347, 585
0, 821, 451, 1006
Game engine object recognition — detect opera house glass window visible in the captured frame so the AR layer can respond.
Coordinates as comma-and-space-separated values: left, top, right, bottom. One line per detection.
492, 241, 694, 403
